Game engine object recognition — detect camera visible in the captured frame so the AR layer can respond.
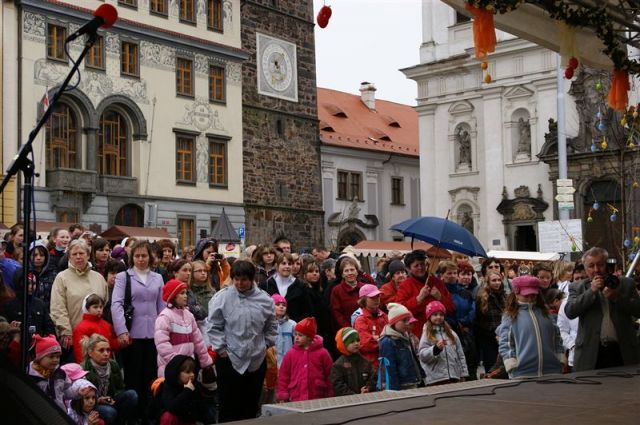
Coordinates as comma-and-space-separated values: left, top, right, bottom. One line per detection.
604, 258, 620, 290
214, 253, 223, 260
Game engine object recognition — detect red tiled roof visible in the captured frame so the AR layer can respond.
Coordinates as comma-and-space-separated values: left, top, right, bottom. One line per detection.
317, 87, 419, 156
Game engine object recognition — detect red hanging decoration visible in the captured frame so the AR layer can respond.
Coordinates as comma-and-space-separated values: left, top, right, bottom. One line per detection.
607, 70, 630, 112
464, 4, 497, 60
317, 5, 332, 29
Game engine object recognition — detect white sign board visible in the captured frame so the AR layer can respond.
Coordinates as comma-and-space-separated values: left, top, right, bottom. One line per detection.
538, 219, 583, 253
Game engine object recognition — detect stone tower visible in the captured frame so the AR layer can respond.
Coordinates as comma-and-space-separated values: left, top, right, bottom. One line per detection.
240, 0, 324, 249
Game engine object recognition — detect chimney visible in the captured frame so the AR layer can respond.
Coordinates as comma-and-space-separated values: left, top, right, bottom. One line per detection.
359, 81, 376, 110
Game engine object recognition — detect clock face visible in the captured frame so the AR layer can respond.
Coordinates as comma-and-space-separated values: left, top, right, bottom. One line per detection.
256, 33, 298, 102
262, 43, 293, 92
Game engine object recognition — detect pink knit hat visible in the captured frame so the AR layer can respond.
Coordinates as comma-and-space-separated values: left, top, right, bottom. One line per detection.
33, 334, 61, 362
425, 301, 446, 319
272, 294, 287, 305
512, 275, 540, 296
162, 279, 188, 305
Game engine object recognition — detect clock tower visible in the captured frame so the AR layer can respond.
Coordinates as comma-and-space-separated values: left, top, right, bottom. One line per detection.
241, 1, 324, 248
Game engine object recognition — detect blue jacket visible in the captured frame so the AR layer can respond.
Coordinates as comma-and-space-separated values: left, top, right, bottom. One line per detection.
378, 325, 421, 390
445, 283, 476, 329
498, 303, 564, 378
275, 317, 296, 367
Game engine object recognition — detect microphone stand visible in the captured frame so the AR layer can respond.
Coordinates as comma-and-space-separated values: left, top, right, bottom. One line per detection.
0, 31, 99, 372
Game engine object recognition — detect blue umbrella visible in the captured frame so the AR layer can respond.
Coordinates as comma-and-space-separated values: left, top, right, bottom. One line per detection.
391, 216, 487, 258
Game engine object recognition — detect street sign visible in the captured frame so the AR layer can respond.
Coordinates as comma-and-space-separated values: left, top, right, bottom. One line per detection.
557, 178, 573, 187
238, 225, 245, 240
557, 186, 576, 194
558, 202, 575, 210
555, 194, 574, 202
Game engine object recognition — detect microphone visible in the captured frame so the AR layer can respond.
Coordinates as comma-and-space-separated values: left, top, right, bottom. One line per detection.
66, 3, 118, 43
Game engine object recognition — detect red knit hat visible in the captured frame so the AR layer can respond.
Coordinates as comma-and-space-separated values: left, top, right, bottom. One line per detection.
162, 279, 188, 305
294, 317, 317, 338
425, 300, 446, 319
33, 334, 61, 362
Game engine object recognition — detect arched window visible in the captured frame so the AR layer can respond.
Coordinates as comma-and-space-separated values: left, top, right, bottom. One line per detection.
98, 110, 128, 176
45, 103, 77, 169
115, 204, 144, 227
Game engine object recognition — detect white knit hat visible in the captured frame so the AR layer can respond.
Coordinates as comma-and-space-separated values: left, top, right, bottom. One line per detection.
387, 302, 412, 325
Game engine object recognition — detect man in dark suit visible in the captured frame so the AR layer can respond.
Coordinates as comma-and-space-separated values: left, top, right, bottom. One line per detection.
565, 247, 640, 371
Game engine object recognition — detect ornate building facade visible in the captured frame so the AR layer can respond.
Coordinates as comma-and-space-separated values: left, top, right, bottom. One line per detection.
401, 1, 574, 252
2, 0, 246, 250
240, 0, 324, 249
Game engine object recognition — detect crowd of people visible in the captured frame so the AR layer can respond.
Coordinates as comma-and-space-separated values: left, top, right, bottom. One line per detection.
0, 222, 639, 425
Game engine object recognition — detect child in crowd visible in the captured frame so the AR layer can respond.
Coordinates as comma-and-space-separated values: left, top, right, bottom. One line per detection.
154, 279, 213, 377
189, 260, 215, 338
532, 263, 555, 298
277, 317, 333, 402
72, 294, 120, 363
378, 303, 422, 390
48, 228, 71, 275
67, 380, 103, 425
273, 294, 296, 367
379, 260, 407, 309
498, 276, 565, 378
418, 301, 468, 385
28, 334, 73, 410
331, 327, 376, 396
543, 288, 564, 324
153, 355, 210, 425
354, 284, 387, 369
101, 260, 126, 325
81, 334, 138, 425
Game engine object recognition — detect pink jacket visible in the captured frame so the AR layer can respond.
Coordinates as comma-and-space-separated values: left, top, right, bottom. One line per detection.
277, 335, 334, 402
154, 307, 213, 377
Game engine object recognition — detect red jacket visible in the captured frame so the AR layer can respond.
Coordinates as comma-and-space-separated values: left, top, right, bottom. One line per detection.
354, 308, 388, 368
395, 274, 455, 338
72, 313, 120, 362
330, 280, 364, 329
277, 335, 334, 402
379, 281, 399, 309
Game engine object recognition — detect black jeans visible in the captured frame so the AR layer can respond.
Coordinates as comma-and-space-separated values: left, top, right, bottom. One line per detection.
216, 356, 266, 423
122, 338, 157, 423
595, 341, 624, 369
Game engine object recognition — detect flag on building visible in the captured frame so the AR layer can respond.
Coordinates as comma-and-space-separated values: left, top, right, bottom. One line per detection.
43, 86, 50, 112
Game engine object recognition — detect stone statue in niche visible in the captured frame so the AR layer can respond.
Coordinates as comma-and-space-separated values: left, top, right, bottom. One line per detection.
461, 212, 474, 235
516, 117, 531, 158
456, 126, 472, 170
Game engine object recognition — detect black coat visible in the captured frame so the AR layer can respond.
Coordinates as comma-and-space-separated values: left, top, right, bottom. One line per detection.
260, 276, 314, 323
0, 295, 55, 337
156, 355, 207, 423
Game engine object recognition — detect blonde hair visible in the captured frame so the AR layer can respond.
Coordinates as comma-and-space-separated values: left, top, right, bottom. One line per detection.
437, 260, 458, 274
477, 270, 503, 314
81, 333, 109, 360
190, 260, 212, 290
553, 260, 575, 282
423, 319, 456, 344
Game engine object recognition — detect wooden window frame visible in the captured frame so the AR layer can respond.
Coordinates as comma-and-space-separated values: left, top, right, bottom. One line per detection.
120, 41, 140, 77
149, 0, 168, 16
176, 57, 194, 97
207, 0, 223, 32
209, 64, 226, 103
208, 136, 228, 188
118, 0, 138, 9
175, 133, 196, 184
47, 23, 68, 62
179, 0, 196, 24
337, 170, 363, 201
98, 110, 129, 177
178, 217, 196, 253
45, 103, 78, 169
86, 34, 105, 70
391, 177, 404, 206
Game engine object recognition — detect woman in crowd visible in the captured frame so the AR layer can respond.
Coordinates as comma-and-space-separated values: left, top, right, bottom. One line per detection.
301, 261, 332, 353
91, 238, 111, 279
253, 245, 277, 286
474, 269, 505, 372
330, 256, 366, 330
193, 238, 229, 291
111, 240, 164, 423
260, 253, 313, 323
169, 259, 207, 323
50, 239, 108, 361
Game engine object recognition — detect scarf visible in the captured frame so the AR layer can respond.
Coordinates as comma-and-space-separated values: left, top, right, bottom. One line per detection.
274, 274, 295, 298
32, 362, 53, 379
90, 359, 111, 397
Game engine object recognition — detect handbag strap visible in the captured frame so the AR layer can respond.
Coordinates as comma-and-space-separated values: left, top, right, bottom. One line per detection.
125, 271, 132, 305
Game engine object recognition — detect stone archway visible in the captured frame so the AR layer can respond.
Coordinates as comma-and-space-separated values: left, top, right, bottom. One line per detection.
337, 227, 366, 252
115, 203, 144, 227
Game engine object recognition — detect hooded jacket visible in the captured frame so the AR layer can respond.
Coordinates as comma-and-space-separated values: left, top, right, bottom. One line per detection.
154, 306, 213, 377
331, 353, 376, 396
498, 303, 565, 378
445, 282, 476, 329
72, 308, 120, 363
378, 324, 421, 390
353, 308, 388, 369
275, 316, 296, 367
277, 335, 334, 402
28, 363, 73, 411
12, 241, 57, 307
418, 325, 468, 385
157, 355, 205, 423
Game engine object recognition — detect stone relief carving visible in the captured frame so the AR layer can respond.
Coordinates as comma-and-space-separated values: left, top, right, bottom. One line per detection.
514, 185, 530, 198
512, 203, 536, 221
141, 41, 176, 70
170, 0, 180, 18
223, 0, 233, 29
178, 97, 224, 132
34, 59, 149, 105
196, 134, 209, 184
197, 0, 207, 26
195, 54, 209, 75
517, 117, 531, 156
105, 33, 120, 55
23, 12, 46, 41
226, 62, 241, 86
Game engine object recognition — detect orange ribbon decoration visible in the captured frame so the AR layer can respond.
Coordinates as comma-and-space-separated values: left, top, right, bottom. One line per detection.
465, 4, 497, 59
607, 70, 630, 111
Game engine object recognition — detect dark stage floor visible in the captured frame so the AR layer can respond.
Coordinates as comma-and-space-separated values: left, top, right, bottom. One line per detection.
244, 367, 640, 425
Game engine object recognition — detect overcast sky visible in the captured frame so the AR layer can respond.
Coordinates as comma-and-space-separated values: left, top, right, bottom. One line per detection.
313, 0, 423, 106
